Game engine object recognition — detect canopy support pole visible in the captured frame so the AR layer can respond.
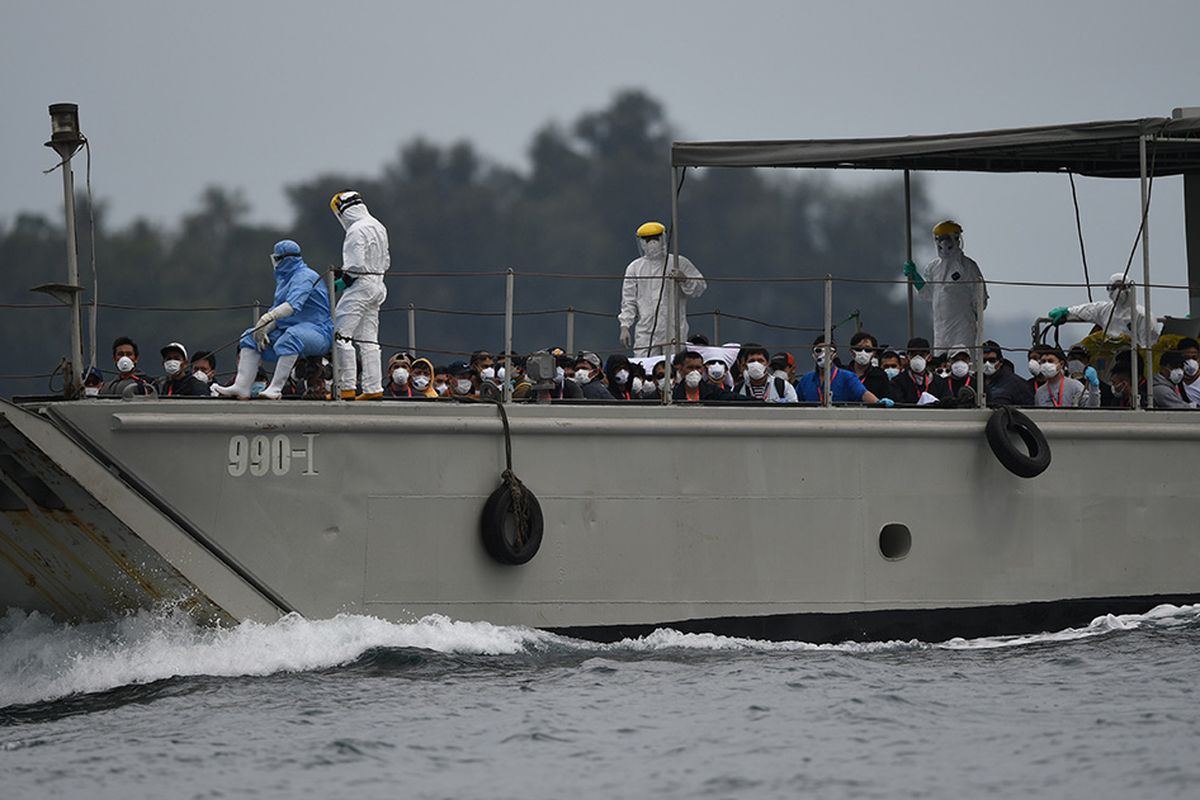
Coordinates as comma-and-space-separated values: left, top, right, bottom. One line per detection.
1140, 135, 1154, 409
664, 166, 681, 405
1185, 172, 1200, 317
904, 170, 914, 342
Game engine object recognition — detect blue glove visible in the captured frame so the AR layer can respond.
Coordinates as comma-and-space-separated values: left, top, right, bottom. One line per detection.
903, 260, 925, 290
876, 397, 895, 408
1084, 366, 1099, 386
1048, 306, 1070, 326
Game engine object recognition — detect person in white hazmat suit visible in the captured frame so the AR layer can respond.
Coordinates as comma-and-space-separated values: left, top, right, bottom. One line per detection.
1045, 272, 1161, 347
903, 220, 988, 354
330, 191, 390, 399
618, 221, 707, 357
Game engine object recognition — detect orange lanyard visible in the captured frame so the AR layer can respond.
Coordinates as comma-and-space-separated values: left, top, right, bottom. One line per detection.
817, 367, 839, 402
1049, 378, 1065, 407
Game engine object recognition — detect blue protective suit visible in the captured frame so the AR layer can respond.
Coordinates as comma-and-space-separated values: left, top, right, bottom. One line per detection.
239, 255, 333, 360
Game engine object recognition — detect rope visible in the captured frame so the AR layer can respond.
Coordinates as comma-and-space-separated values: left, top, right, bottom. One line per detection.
477, 396, 528, 547
1068, 172, 1092, 302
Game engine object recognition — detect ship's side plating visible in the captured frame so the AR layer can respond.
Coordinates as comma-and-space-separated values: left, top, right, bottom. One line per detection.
4, 398, 1195, 641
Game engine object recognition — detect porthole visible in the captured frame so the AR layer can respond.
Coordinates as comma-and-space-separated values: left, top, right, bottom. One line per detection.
879, 523, 912, 561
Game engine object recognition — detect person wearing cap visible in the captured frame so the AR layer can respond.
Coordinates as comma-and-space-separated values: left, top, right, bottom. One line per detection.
1064, 345, 1116, 407
903, 220, 987, 354
155, 342, 209, 397
618, 221, 707, 357
447, 360, 478, 398
980, 340, 1034, 407
384, 352, 415, 398
797, 335, 894, 406
1035, 348, 1100, 408
889, 337, 945, 405
1045, 272, 1160, 347
573, 351, 613, 400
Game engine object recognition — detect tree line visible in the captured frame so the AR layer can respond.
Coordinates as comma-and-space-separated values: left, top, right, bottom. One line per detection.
0, 89, 930, 395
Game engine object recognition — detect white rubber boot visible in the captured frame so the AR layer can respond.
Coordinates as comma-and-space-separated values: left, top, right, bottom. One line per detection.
260, 354, 298, 400
212, 348, 261, 399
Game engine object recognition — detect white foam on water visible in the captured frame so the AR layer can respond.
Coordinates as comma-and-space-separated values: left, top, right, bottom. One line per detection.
3, 603, 1196, 709
0, 609, 559, 709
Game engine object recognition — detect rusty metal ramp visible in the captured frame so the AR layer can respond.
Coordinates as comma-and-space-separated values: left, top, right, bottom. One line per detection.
0, 399, 283, 625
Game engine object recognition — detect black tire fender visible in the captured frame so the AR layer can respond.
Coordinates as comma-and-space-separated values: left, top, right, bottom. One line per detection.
985, 406, 1051, 478
480, 482, 544, 565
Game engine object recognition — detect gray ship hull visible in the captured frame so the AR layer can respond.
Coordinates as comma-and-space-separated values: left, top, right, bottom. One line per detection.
2, 398, 1197, 642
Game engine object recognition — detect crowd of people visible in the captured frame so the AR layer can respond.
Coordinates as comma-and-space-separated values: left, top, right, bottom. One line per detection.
77, 200, 1200, 410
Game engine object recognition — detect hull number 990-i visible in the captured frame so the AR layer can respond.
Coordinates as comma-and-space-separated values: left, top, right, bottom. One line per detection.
228, 433, 318, 477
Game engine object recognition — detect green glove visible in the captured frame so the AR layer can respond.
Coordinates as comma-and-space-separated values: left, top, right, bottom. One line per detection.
903, 260, 925, 290
1048, 306, 1070, 326
334, 278, 346, 293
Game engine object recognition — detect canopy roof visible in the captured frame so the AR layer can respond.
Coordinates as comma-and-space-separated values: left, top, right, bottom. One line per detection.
672, 116, 1200, 178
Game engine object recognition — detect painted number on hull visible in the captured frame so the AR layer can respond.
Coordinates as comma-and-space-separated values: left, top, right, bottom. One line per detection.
228, 433, 318, 477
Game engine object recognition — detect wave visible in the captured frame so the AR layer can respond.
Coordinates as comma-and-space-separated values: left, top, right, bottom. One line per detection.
1, 603, 1197, 710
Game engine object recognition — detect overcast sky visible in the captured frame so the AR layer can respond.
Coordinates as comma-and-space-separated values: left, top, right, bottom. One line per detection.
2, 0, 1198, 332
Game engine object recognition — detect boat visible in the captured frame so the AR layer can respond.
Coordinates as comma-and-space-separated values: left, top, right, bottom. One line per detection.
3, 109, 1199, 643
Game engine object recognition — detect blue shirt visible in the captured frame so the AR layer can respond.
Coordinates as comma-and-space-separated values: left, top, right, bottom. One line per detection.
797, 366, 868, 403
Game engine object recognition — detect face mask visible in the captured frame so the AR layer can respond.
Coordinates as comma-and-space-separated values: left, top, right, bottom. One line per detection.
707, 363, 725, 380
479, 367, 495, 381
554, 366, 565, 384
951, 361, 970, 379
575, 370, 592, 385
884, 367, 900, 380
496, 367, 506, 382
631, 376, 644, 394
454, 379, 473, 395
642, 239, 664, 259
684, 371, 702, 388
412, 375, 430, 390
615, 369, 630, 384
392, 367, 409, 385
1041, 362, 1059, 379
116, 356, 135, 374
936, 368, 952, 379
1028, 359, 1042, 376
871, 357, 879, 368
1185, 359, 1199, 378
745, 361, 767, 381
1067, 360, 1085, 376
1169, 368, 1184, 385
813, 352, 827, 368
772, 370, 790, 382
84, 386, 100, 397
193, 369, 211, 384
936, 236, 959, 259
656, 376, 668, 391
852, 350, 872, 367
163, 359, 182, 376
1108, 284, 1127, 302
434, 381, 449, 396
982, 361, 997, 376
909, 356, 926, 374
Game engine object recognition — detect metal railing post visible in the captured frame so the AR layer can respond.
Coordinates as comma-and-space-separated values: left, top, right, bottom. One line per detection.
325, 272, 339, 401
975, 279, 986, 408
1140, 134, 1155, 409
407, 303, 417, 355
713, 309, 721, 344
566, 306, 575, 355
823, 275, 833, 408
503, 268, 514, 404
905, 169, 914, 342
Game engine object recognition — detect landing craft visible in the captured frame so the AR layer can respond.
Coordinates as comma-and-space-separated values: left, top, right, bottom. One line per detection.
3, 107, 1200, 643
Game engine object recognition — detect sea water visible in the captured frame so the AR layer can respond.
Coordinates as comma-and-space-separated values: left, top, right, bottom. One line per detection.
1, 605, 1198, 799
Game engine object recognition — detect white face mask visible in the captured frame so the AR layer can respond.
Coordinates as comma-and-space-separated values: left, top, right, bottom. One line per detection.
852, 349, 872, 366
392, 367, 409, 385
575, 369, 592, 385
745, 361, 768, 381
909, 356, 926, 375
813, 351, 829, 368
951, 361, 970, 379
936, 235, 959, 259
631, 376, 644, 394
479, 367, 496, 381
936, 368, 952, 379
884, 367, 900, 380
706, 363, 725, 381
496, 366, 506, 382
1067, 360, 1085, 376
656, 376, 668, 391
116, 356, 135, 374
412, 375, 430, 390
1028, 359, 1042, 376
434, 381, 449, 396
554, 366, 565, 384
1041, 362, 1059, 379
684, 371, 702, 388
192, 369, 211, 384
84, 386, 100, 397
1185, 359, 1199, 378
642, 238, 664, 259
454, 379, 474, 395
1169, 368, 1184, 385
982, 361, 997, 376
614, 369, 629, 384
163, 359, 182, 376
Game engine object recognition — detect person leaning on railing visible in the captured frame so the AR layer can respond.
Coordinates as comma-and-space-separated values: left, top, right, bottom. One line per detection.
847, 331, 895, 402
796, 336, 894, 407
980, 340, 1034, 407
1151, 351, 1197, 409
1034, 348, 1099, 408
102, 336, 155, 397
731, 346, 796, 403
1179, 338, 1200, 406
